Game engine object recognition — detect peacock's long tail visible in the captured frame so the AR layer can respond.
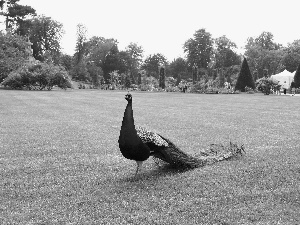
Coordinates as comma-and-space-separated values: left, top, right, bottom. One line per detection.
153, 135, 245, 169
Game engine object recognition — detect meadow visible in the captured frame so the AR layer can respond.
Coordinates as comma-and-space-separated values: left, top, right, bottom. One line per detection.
0, 89, 299, 224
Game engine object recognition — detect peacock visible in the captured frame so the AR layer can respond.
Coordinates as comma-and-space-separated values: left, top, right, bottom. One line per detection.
118, 93, 245, 177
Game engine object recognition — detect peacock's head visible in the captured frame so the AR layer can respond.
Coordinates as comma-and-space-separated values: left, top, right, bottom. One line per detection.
125, 92, 132, 102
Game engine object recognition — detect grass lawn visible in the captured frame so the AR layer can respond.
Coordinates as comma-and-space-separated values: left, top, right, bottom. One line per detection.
0, 89, 299, 224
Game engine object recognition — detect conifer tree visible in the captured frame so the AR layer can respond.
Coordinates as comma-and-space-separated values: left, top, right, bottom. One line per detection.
235, 57, 255, 92
137, 73, 142, 85
159, 66, 165, 89
294, 63, 300, 88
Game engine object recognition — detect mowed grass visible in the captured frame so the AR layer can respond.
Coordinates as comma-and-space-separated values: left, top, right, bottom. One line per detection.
0, 89, 299, 224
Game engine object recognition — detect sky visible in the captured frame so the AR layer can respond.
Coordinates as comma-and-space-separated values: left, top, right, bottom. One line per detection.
18, 0, 300, 61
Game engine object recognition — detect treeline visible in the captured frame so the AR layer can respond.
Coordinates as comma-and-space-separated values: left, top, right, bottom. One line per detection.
1, 0, 300, 91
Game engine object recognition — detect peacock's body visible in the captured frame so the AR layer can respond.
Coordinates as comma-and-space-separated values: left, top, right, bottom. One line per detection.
118, 93, 244, 177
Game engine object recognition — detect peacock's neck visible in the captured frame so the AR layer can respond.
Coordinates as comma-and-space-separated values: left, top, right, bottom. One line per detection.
122, 101, 136, 131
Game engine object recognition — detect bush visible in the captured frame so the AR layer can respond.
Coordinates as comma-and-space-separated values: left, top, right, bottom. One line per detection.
256, 77, 279, 95
1, 71, 23, 89
245, 86, 255, 94
190, 80, 206, 93
1, 62, 72, 90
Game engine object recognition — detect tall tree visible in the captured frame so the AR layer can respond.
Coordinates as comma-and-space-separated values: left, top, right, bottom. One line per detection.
245, 32, 284, 78
235, 57, 255, 92
28, 15, 64, 63
87, 36, 120, 82
183, 28, 213, 69
101, 43, 120, 82
0, 31, 27, 82
214, 35, 241, 68
294, 63, 300, 88
87, 62, 103, 86
0, 0, 36, 32
125, 42, 143, 83
254, 31, 281, 50
168, 57, 188, 79
74, 23, 88, 65
70, 24, 90, 81
282, 40, 300, 72
59, 53, 72, 71
142, 53, 167, 78
159, 66, 165, 89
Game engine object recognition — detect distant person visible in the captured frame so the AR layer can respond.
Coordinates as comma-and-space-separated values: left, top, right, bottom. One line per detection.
183, 84, 187, 93
282, 81, 287, 95
292, 87, 296, 96
276, 85, 281, 95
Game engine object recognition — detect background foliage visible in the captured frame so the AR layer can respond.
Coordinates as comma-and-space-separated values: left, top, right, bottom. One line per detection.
1, 1, 300, 91
2, 62, 72, 90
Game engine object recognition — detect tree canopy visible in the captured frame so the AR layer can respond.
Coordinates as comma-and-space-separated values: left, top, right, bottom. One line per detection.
0, 31, 27, 82
28, 15, 64, 63
214, 35, 241, 68
142, 53, 167, 78
245, 32, 284, 78
183, 28, 213, 69
0, 0, 36, 31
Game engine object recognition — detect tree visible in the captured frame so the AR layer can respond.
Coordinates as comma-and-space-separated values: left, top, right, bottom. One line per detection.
87, 62, 103, 87
175, 73, 181, 86
183, 28, 213, 69
235, 57, 255, 92
74, 23, 88, 65
214, 35, 241, 68
159, 66, 165, 89
168, 57, 188, 79
245, 32, 284, 78
28, 15, 64, 63
0, 31, 27, 82
0, 0, 36, 32
125, 42, 143, 82
87, 36, 120, 82
70, 60, 90, 82
282, 40, 300, 72
254, 32, 281, 50
101, 44, 120, 83
142, 53, 167, 78
71, 24, 91, 82
124, 73, 132, 88
137, 72, 142, 85
59, 53, 72, 71
294, 63, 300, 88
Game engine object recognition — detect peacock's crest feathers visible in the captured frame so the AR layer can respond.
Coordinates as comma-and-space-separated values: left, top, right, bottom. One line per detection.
136, 126, 169, 147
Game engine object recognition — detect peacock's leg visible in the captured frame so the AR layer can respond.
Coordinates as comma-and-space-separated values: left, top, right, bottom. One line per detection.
134, 161, 143, 177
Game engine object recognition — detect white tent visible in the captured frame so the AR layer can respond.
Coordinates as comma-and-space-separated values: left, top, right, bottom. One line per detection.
271, 69, 295, 89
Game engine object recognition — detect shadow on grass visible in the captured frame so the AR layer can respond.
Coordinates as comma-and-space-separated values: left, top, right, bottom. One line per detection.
119, 162, 192, 183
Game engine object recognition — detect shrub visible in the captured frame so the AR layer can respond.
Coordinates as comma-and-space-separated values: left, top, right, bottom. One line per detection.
1, 62, 72, 90
245, 86, 255, 93
256, 77, 279, 95
190, 81, 206, 93
1, 71, 23, 89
